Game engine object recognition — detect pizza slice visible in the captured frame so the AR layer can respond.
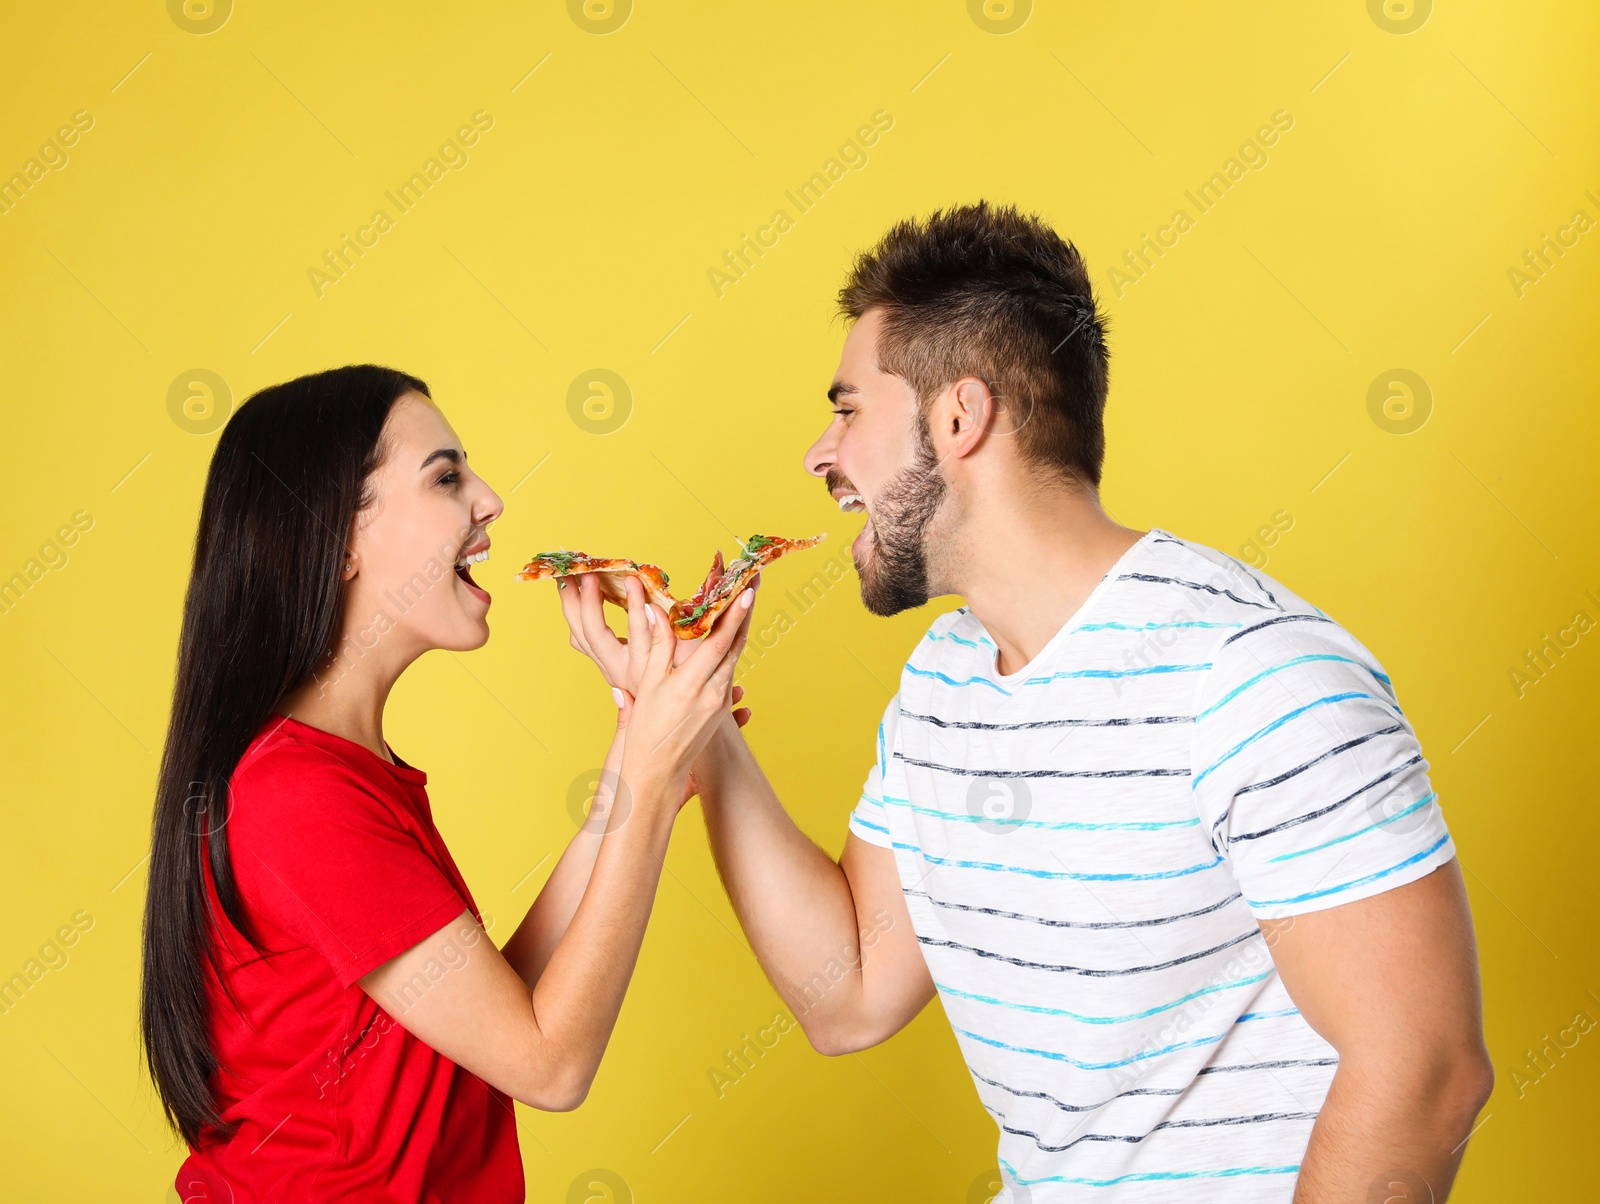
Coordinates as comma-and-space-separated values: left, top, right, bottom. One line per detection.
518, 534, 825, 640
516, 550, 675, 611
668, 533, 826, 639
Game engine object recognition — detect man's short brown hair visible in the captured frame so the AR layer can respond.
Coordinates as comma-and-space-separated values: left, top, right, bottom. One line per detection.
839, 202, 1110, 487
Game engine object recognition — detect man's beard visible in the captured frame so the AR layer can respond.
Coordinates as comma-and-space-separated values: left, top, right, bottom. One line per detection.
855, 425, 947, 617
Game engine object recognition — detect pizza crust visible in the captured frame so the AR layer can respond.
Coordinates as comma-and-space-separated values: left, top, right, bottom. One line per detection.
519, 534, 825, 640
516, 553, 675, 611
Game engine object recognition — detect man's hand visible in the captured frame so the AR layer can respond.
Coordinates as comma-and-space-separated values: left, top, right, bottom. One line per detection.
1263, 859, 1493, 1202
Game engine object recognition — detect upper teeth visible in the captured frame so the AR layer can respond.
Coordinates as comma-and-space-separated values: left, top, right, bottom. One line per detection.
837, 493, 865, 512
456, 550, 489, 567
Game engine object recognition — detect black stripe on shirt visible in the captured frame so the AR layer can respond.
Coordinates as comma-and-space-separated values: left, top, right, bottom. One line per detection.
900, 755, 1190, 780
1210, 723, 1407, 834
968, 1067, 1184, 1115
901, 710, 1194, 731
903, 888, 1245, 931
1220, 612, 1335, 647
999, 1110, 1321, 1154
1117, 572, 1280, 612
1228, 755, 1423, 844
1197, 1058, 1338, 1075
1227, 558, 1281, 608
916, 927, 1259, 977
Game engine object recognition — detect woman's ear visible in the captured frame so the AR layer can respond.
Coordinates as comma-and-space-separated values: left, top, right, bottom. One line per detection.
342, 512, 364, 580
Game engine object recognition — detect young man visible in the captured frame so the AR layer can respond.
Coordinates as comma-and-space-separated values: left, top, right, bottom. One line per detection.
569, 204, 1493, 1201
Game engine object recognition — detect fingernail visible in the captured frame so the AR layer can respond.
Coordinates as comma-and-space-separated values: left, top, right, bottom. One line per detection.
611, 687, 624, 707
739, 590, 754, 610
645, 605, 657, 627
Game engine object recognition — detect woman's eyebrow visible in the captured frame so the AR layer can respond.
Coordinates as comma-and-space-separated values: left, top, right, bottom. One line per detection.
419, 448, 464, 470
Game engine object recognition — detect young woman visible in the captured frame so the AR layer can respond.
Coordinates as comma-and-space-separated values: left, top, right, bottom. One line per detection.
140, 365, 754, 1202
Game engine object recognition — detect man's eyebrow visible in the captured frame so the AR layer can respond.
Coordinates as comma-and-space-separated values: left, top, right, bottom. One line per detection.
827, 381, 859, 404
419, 448, 464, 470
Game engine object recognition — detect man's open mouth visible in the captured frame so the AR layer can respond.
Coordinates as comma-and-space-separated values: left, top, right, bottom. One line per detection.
837, 492, 866, 513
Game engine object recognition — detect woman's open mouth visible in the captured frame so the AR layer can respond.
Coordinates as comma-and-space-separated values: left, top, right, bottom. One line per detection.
455, 547, 492, 606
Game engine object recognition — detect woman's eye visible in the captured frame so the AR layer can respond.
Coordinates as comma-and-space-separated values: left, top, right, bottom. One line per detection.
436, 470, 460, 486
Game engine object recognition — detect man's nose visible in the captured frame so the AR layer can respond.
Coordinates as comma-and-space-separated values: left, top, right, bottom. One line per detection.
803, 426, 837, 478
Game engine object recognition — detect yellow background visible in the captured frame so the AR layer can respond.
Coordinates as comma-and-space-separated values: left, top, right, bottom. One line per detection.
2, 1, 1596, 1199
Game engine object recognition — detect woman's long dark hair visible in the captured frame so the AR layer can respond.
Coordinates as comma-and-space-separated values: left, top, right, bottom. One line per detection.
141, 364, 428, 1146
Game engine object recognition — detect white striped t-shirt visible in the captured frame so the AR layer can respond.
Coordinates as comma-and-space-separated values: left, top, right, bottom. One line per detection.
847, 528, 1455, 1202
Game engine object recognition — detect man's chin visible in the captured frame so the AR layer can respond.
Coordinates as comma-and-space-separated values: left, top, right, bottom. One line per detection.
858, 564, 929, 618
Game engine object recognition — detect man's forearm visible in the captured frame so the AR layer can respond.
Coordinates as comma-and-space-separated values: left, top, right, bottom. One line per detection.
693, 717, 870, 1036
1293, 1050, 1493, 1202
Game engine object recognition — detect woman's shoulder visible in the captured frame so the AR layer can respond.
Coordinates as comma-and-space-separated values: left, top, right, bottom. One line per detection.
227, 715, 402, 832
235, 715, 361, 781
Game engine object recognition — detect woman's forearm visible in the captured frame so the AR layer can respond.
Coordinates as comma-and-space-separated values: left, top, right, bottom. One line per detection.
500, 725, 627, 986
520, 762, 678, 1105
362, 764, 680, 1113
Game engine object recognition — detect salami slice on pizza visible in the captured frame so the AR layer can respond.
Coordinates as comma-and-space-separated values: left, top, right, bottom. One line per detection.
668, 534, 825, 638
518, 533, 825, 640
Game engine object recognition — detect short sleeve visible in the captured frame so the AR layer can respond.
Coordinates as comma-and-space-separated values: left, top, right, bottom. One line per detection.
227, 747, 468, 986
847, 694, 901, 848
1189, 617, 1455, 920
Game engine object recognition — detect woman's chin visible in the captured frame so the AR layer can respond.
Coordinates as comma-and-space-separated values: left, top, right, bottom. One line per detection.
457, 620, 492, 652
430, 616, 491, 654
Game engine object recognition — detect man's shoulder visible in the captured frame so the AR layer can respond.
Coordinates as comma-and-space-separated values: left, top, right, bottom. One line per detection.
1134, 530, 1396, 692
1126, 528, 1320, 622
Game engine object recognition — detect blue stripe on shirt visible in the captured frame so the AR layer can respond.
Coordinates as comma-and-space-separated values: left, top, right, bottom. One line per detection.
1195, 654, 1392, 721
903, 664, 1013, 694
1244, 833, 1451, 907
954, 1023, 1227, 1071
1023, 663, 1213, 686
894, 841, 1223, 882
934, 971, 1272, 1024
1263, 793, 1437, 862
1237, 1007, 1301, 1021
926, 629, 995, 649
1000, 1158, 1301, 1188
1192, 692, 1394, 790
1076, 620, 1244, 633
903, 661, 1213, 694
877, 794, 1199, 832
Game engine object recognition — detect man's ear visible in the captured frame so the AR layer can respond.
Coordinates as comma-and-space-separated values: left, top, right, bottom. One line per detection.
929, 377, 997, 461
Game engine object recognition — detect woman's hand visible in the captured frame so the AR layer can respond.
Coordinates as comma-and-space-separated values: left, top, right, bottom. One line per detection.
560, 570, 753, 727
614, 583, 755, 812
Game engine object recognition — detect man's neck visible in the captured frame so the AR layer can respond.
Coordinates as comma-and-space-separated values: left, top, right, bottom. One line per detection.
945, 479, 1145, 677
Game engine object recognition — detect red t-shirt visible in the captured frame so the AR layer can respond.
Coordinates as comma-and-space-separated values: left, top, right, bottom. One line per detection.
174, 714, 524, 1203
